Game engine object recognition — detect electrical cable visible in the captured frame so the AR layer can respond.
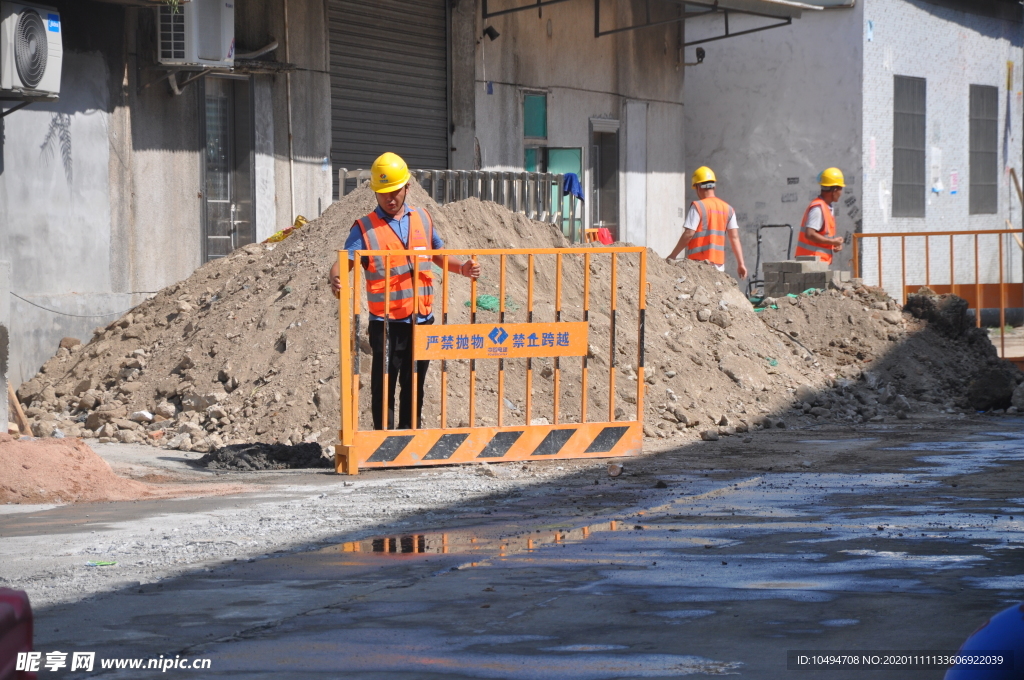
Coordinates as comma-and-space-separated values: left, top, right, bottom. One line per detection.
763, 320, 816, 357
9, 291, 156, 319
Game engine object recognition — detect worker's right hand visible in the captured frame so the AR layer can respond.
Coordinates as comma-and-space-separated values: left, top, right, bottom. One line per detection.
330, 274, 341, 298
832, 241, 844, 253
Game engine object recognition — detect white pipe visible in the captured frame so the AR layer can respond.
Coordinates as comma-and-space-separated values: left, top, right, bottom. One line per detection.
236, 40, 278, 60
284, 0, 296, 221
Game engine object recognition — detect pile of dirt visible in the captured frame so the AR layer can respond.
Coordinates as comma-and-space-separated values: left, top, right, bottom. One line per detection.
198, 443, 332, 471
0, 433, 249, 503
11, 181, 1020, 451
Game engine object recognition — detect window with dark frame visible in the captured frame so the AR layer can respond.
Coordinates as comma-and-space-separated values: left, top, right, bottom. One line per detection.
892, 75, 926, 218
969, 84, 999, 215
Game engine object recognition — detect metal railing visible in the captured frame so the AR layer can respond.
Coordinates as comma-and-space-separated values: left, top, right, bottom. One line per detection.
852, 228, 1024, 358
339, 168, 567, 226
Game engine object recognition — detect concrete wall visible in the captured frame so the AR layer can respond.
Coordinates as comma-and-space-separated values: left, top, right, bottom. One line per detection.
0, 0, 332, 385
458, 0, 688, 254
860, 0, 1024, 297
684, 5, 865, 285
0, 1, 131, 385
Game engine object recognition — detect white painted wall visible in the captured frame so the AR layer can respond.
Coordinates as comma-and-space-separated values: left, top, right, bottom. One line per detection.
684, 6, 864, 286
469, 0, 687, 251
861, 0, 1024, 297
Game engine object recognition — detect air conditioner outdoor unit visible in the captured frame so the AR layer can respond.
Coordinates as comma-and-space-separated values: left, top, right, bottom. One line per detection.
158, 0, 234, 68
0, 1, 62, 100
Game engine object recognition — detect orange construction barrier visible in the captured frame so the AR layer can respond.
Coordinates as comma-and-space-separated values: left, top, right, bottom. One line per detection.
852, 228, 1024, 360
335, 247, 646, 474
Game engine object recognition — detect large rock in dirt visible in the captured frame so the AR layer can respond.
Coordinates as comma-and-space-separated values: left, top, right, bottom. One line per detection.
966, 368, 1016, 411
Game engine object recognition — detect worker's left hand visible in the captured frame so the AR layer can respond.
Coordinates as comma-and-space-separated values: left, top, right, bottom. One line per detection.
833, 241, 844, 253
736, 264, 748, 279
330, 274, 341, 298
461, 259, 481, 280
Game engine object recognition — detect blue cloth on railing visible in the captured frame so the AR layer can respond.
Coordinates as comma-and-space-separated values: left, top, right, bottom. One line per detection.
562, 173, 584, 201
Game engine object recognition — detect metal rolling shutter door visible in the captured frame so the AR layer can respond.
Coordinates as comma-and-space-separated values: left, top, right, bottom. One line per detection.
328, 0, 449, 198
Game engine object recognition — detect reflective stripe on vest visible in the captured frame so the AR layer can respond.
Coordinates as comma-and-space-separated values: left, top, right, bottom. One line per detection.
795, 198, 836, 264
356, 207, 435, 319
686, 197, 733, 266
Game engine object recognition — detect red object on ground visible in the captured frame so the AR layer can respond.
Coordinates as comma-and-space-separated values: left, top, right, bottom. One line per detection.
0, 588, 35, 680
596, 227, 614, 245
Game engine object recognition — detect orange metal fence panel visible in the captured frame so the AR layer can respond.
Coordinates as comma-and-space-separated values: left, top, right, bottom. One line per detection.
335, 247, 647, 475
852, 229, 1024, 360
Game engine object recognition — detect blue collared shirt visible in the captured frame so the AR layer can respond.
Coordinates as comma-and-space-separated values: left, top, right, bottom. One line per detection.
345, 204, 444, 323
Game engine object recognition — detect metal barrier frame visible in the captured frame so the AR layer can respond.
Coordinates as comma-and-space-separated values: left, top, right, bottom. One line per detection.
852, 228, 1024, 358
335, 247, 647, 475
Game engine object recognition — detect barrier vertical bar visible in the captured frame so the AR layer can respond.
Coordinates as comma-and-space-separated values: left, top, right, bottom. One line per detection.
337, 250, 355, 474
440, 255, 449, 428
900, 236, 906, 303
1000, 235, 1006, 357
469, 253, 478, 427
636, 250, 647, 421
352, 256, 362, 430
950, 234, 955, 294
877, 237, 883, 289
975, 234, 981, 328
525, 254, 535, 424
553, 253, 563, 425
609, 252, 618, 422
498, 254, 507, 427
382, 254, 391, 430
581, 252, 590, 424
925, 235, 931, 287
852, 235, 859, 280
411, 249, 421, 430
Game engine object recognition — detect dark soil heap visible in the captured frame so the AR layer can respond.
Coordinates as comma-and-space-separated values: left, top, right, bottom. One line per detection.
13, 183, 1019, 453
197, 443, 332, 471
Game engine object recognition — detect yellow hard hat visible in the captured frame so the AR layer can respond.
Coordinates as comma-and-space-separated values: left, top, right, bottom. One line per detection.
820, 167, 845, 188
691, 166, 717, 187
370, 152, 411, 193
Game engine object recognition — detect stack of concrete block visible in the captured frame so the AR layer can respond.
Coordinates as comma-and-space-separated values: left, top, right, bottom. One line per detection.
762, 259, 851, 297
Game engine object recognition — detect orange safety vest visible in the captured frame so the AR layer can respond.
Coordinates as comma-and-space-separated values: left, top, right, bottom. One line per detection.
687, 197, 733, 266
355, 207, 435, 319
795, 198, 836, 264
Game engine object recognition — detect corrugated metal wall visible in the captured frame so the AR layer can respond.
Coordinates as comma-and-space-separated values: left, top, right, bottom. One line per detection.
328, 0, 449, 198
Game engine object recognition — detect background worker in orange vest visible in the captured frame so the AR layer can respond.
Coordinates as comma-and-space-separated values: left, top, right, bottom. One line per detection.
795, 167, 846, 265
666, 166, 748, 280
329, 152, 480, 430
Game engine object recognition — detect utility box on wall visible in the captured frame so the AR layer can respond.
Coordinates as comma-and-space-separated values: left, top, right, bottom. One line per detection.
0, 1, 62, 100
157, 0, 234, 68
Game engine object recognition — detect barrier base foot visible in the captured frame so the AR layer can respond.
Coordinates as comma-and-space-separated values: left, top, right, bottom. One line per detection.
335, 445, 358, 475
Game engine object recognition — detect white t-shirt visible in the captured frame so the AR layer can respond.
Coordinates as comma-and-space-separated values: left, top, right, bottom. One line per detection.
804, 204, 834, 233
684, 204, 739, 233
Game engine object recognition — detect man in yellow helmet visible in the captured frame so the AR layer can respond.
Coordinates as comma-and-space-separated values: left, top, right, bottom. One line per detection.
329, 152, 480, 430
795, 167, 846, 265
667, 166, 748, 280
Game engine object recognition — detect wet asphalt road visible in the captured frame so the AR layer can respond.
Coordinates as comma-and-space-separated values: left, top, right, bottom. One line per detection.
22, 419, 1024, 678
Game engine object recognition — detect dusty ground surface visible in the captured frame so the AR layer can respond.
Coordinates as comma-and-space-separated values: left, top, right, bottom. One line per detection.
5, 415, 1024, 678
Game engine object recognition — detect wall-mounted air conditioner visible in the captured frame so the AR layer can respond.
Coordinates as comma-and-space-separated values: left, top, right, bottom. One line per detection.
158, 0, 234, 68
0, 1, 62, 100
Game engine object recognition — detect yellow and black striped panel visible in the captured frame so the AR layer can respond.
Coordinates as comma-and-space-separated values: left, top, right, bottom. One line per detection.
337, 422, 642, 472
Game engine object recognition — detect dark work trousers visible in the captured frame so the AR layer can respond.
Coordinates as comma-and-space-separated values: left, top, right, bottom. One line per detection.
368, 318, 433, 430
